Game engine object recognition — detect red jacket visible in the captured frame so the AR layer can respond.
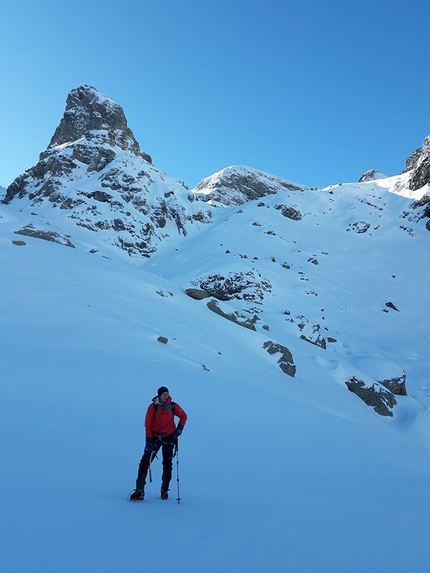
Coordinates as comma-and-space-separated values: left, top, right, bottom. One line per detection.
145, 396, 187, 438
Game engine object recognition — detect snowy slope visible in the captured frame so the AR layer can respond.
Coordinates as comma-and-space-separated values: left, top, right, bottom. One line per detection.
148, 176, 430, 421
1, 86, 430, 572
1, 178, 430, 572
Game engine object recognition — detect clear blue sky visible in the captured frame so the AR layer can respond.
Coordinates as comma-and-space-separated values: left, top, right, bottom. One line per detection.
1, 0, 429, 189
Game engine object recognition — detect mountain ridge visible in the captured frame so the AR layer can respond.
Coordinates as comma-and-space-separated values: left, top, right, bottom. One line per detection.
2, 85, 430, 256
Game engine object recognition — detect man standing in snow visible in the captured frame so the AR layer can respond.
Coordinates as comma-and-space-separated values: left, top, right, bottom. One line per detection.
129, 386, 187, 501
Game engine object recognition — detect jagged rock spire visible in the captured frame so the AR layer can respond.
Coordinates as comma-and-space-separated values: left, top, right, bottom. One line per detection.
48, 85, 151, 162
4, 85, 153, 205
2, 85, 213, 257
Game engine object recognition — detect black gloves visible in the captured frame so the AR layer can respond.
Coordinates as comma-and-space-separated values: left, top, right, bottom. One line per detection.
144, 437, 154, 454
174, 424, 184, 438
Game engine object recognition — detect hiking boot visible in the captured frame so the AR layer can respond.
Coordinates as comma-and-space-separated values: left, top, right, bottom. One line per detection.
160, 488, 169, 500
129, 489, 144, 502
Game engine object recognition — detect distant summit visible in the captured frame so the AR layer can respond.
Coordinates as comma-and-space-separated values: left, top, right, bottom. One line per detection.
191, 165, 305, 207
358, 169, 387, 183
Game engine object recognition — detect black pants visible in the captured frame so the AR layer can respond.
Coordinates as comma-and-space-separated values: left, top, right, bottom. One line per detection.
136, 435, 175, 493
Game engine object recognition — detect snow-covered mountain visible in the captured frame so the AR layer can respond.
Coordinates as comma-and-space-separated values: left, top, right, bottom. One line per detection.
3, 85, 429, 417
1, 86, 430, 572
3, 85, 215, 258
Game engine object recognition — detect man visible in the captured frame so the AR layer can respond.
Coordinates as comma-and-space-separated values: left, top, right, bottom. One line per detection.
129, 386, 187, 501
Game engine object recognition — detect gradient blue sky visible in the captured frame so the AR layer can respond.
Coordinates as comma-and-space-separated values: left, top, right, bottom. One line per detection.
1, 0, 429, 190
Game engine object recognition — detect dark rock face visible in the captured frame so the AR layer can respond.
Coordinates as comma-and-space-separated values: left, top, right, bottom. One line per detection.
48, 85, 151, 161
190, 270, 272, 302
263, 340, 296, 377
403, 135, 430, 192
345, 377, 397, 416
206, 299, 258, 330
185, 288, 210, 300
14, 225, 75, 248
378, 372, 407, 396
404, 192, 430, 231
274, 204, 302, 221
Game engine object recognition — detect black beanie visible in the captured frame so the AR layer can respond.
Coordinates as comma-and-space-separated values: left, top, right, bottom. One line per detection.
157, 386, 169, 398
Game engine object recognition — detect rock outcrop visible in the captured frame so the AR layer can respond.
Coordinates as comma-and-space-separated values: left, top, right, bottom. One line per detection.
345, 377, 397, 417
263, 340, 296, 377
206, 299, 258, 330
189, 270, 272, 302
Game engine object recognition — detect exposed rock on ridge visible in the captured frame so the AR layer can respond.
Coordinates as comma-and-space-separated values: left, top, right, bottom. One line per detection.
403, 135, 430, 192
358, 169, 386, 182
396, 136, 430, 230
48, 85, 151, 160
191, 165, 306, 207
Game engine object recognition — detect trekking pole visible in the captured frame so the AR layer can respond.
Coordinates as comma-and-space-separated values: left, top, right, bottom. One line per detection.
148, 452, 153, 483
148, 449, 157, 483
175, 439, 181, 504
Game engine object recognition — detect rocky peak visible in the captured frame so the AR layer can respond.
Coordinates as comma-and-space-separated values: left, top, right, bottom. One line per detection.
403, 135, 430, 192
191, 165, 305, 206
47, 85, 151, 162
358, 169, 386, 182
2, 86, 213, 257
4, 86, 152, 205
